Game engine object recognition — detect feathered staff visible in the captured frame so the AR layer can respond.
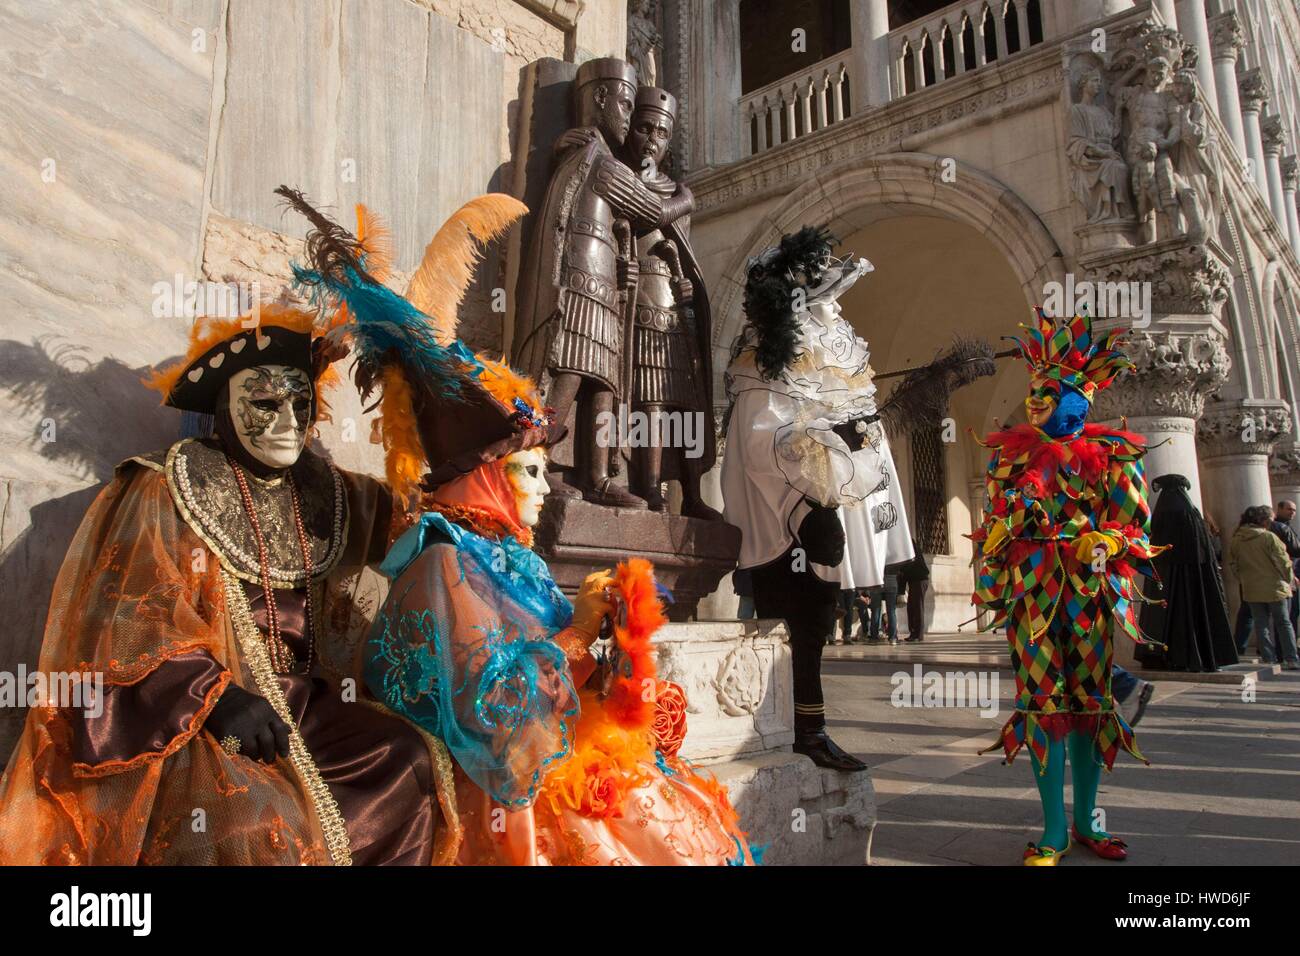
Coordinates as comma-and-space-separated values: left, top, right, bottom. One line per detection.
876, 335, 999, 436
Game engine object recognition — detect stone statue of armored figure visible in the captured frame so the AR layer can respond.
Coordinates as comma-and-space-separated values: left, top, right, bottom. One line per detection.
513, 57, 669, 509
621, 87, 721, 519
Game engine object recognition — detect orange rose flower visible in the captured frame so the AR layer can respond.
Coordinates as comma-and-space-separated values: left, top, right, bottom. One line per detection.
580, 760, 623, 818
651, 680, 688, 757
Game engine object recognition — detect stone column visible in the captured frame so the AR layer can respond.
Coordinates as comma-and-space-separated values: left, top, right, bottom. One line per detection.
1209, 11, 1248, 162
1090, 292, 1230, 671
1082, 240, 1234, 515
1090, 323, 1230, 512
1199, 400, 1294, 621
850, 0, 892, 108
693, 0, 743, 169
1152, 0, 1177, 27
1174, 0, 1218, 118
1283, 157, 1300, 252
1238, 69, 1270, 196
1262, 115, 1289, 231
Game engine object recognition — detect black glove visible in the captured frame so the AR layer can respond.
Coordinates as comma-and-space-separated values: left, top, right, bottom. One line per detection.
831, 416, 878, 452
798, 502, 845, 568
206, 684, 291, 763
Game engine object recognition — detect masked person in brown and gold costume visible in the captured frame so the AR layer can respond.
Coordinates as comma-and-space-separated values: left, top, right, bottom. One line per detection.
0, 305, 457, 865
514, 58, 686, 508
621, 87, 719, 518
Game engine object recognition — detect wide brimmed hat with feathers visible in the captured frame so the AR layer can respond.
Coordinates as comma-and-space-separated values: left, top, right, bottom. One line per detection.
143, 304, 340, 418
743, 225, 860, 378
277, 186, 561, 508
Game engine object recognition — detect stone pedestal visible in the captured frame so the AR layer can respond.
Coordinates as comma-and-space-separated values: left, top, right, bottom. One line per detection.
535, 497, 740, 620
657, 620, 792, 759
655, 619, 875, 865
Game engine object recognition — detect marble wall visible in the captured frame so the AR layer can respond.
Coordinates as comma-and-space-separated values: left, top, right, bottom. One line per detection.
0, 0, 620, 760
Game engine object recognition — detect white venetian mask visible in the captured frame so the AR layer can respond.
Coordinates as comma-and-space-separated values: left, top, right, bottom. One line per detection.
226, 364, 312, 471
504, 447, 550, 527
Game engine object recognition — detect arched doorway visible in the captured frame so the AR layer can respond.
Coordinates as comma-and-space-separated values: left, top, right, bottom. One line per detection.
708, 153, 1065, 630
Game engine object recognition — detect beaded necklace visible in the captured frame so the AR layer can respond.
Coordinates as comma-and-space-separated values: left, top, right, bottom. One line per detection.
227, 455, 317, 674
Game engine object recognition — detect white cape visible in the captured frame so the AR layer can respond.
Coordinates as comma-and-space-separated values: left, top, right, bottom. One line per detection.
721, 303, 913, 586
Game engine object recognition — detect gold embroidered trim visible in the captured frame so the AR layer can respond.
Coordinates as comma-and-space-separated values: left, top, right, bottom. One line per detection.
222, 568, 352, 865
356, 698, 463, 865
166, 439, 349, 589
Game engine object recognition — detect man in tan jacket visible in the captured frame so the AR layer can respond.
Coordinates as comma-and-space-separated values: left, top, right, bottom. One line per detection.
1229, 505, 1300, 669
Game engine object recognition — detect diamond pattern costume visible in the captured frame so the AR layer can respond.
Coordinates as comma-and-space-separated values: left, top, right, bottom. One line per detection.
970, 311, 1164, 863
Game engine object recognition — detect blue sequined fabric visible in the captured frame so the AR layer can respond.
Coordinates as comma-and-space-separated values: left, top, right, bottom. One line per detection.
365, 513, 577, 807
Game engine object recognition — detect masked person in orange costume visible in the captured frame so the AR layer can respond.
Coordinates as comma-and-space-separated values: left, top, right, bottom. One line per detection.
275, 190, 754, 865
0, 302, 458, 865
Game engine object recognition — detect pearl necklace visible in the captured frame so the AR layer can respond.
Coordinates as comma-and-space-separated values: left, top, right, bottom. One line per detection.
227, 455, 317, 674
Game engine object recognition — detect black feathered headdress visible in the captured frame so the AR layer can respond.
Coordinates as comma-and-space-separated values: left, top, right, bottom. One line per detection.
742, 226, 837, 378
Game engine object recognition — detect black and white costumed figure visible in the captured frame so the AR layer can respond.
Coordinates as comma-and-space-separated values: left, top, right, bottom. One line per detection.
1137, 473, 1238, 672
721, 227, 913, 771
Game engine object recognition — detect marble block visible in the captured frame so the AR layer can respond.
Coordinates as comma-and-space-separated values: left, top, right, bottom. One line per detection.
709, 753, 876, 866
658, 619, 876, 865
654, 620, 793, 762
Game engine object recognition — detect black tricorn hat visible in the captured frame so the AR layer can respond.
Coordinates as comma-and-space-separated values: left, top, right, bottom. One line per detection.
146, 306, 317, 414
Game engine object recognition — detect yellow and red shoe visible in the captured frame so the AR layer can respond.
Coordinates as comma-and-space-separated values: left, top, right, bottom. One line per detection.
1022, 840, 1071, 866
1071, 825, 1128, 860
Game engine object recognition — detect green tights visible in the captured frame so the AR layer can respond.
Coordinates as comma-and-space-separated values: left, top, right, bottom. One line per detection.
1028, 730, 1106, 851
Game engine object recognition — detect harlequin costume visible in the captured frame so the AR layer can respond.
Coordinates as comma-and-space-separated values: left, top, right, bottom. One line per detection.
971, 311, 1164, 865
280, 191, 753, 865
0, 301, 457, 865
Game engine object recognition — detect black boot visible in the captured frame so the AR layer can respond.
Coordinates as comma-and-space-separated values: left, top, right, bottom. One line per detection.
794, 729, 867, 772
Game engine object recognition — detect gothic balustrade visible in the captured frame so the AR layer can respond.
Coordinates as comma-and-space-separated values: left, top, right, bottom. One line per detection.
741, 51, 852, 157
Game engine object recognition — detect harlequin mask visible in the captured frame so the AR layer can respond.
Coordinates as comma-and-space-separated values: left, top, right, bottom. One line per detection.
1027, 377, 1089, 437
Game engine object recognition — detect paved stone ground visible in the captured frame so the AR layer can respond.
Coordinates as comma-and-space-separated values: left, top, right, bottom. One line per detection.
820, 634, 1300, 865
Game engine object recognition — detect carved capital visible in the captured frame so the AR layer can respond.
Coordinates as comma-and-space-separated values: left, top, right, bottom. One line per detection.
1270, 442, 1300, 483
1082, 239, 1231, 316
1209, 11, 1246, 63
1091, 327, 1230, 422
1284, 156, 1299, 193
1262, 114, 1287, 156
1238, 68, 1270, 114
1198, 399, 1293, 458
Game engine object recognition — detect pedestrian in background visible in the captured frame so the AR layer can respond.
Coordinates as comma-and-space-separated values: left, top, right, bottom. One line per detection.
734, 567, 756, 620
1271, 499, 1300, 631
835, 588, 869, 644
1228, 509, 1254, 655
897, 536, 930, 643
1229, 505, 1300, 669
867, 571, 900, 644
1137, 474, 1236, 672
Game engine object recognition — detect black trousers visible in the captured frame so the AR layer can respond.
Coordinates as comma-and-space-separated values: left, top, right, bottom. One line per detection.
750, 545, 841, 731
906, 579, 928, 638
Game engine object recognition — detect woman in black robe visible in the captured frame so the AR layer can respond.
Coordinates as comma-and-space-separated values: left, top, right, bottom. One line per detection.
1137, 474, 1238, 671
